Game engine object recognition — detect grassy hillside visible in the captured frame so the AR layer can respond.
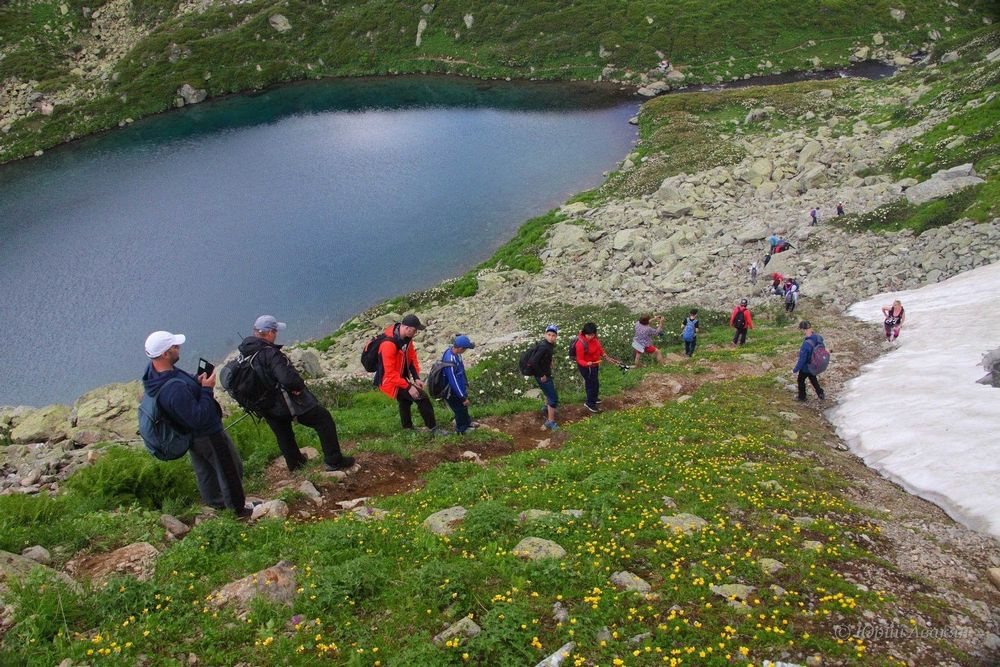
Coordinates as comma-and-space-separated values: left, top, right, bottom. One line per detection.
1, 0, 997, 162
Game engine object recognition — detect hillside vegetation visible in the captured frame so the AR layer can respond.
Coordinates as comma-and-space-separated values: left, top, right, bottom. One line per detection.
1, 0, 996, 162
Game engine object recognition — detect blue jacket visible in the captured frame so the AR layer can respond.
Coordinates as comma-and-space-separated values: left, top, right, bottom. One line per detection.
142, 363, 223, 437
793, 334, 824, 374
441, 348, 468, 400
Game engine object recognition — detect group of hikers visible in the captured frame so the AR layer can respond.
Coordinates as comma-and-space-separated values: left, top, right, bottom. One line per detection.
139, 207, 909, 517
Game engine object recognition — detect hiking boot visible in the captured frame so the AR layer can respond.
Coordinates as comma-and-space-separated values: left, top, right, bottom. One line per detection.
325, 456, 356, 472
817, 393, 826, 401
584, 403, 599, 413
235, 507, 254, 521
796, 396, 807, 402
543, 420, 560, 431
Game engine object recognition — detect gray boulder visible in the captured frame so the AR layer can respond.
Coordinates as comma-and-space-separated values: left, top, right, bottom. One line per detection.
548, 224, 589, 251
977, 347, 1000, 387
433, 617, 480, 646
660, 513, 707, 533
177, 84, 207, 105
905, 164, 984, 205
535, 641, 576, 667
511, 537, 566, 560
1, 551, 81, 596
210, 561, 297, 616
423, 506, 467, 535
286, 348, 323, 378
268, 14, 291, 32
10, 405, 70, 444
660, 202, 692, 219
610, 570, 652, 594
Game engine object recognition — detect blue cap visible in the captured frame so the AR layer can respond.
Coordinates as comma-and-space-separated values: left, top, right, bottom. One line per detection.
253, 315, 286, 332
545, 325, 559, 333
453, 334, 475, 349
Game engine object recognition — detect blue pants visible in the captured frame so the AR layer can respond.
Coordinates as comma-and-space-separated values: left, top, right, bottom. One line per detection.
577, 365, 600, 407
446, 396, 472, 433
684, 337, 697, 356
534, 376, 559, 408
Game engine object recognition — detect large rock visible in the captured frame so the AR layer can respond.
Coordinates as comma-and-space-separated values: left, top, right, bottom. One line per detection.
423, 506, 467, 535
748, 158, 773, 184
251, 500, 289, 520
177, 84, 207, 105
535, 641, 576, 667
511, 537, 566, 560
797, 142, 821, 170
210, 561, 297, 615
0, 551, 81, 597
905, 164, 985, 205
762, 249, 798, 275
710, 583, 755, 600
660, 513, 707, 533
10, 405, 70, 443
65, 542, 160, 585
72, 381, 142, 440
610, 571, 652, 594
612, 229, 637, 251
21, 546, 51, 565
548, 224, 589, 251
268, 14, 291, 32
660, 202, 692, 219
432, 617, 480, 645
285, 348, 323, 378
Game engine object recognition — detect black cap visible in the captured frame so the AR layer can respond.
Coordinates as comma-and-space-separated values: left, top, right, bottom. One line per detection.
401, 314, 425, 330
740, 299, 748, 306
798, 320, 811, 330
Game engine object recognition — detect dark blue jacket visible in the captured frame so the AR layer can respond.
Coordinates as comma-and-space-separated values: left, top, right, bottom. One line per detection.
793, 334, 824, 374
142, 363, 223, 436
441, 348, 468, 400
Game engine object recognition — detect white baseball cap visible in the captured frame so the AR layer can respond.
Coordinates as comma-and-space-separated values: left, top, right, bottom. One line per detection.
145, 331, 186, 358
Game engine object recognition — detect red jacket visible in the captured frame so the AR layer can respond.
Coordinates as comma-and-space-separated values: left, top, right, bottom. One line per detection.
575, 334, 604, 367
378, 324, 421, 398
730, 306, 754, 329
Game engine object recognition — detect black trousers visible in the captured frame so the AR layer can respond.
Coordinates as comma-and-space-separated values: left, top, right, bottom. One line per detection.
733, 327, 748, 345
797, 371, 825, 400
265, 404, 344, 470
397, 391, 436, 429
577, 365, 600, 407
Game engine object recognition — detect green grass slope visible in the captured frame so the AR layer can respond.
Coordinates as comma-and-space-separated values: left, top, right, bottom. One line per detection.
1, 0, 997, 162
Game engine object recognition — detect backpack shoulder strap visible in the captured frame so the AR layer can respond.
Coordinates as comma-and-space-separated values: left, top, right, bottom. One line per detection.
155, 377, 192, 433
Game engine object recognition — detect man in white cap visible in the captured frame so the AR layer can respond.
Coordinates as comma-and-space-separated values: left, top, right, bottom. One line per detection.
141, 331, 251, 518
237, 316, 355, 472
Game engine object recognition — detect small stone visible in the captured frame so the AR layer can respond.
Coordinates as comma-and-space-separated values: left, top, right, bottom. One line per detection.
423, 506, 467, 535
297, 480, 322, 503
660, 513, 707, 533
552, 601, 569, 623
351, 506, 387, 522
336, 497, 369, 510
610, 571, 652, 594
596, 627, 612, 642
323, 470, 348, 480
251, 500, 288, 521
802, 540, 824, 552
711, 584, 754, 601
560, 509, 583, 518
758, 558, 785, 575
159, 514, 190, 539
511, 537, 566, 560
770, 584, 787, 597
782, 429, 798, 441
534, 641, 575, 667
21, 545, 51, 565
432, 617, 480, 645
806, 656, 823, 667
210, 561, 297, 615
268, 14, 291, 32
661, 496, 677, 508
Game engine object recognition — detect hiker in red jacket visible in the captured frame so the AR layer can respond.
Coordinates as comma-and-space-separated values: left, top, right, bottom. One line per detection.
730, 299, 754, 346
377, 314, 444, 434
574, 322, 624, 413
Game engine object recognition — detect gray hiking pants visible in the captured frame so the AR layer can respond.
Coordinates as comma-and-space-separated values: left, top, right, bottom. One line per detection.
188, 430, 245, 511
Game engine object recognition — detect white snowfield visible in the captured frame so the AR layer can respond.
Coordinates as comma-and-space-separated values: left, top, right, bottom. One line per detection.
830, 261, 1000, 538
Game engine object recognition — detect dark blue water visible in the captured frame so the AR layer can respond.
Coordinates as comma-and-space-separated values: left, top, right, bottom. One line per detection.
0, 77, 637, 406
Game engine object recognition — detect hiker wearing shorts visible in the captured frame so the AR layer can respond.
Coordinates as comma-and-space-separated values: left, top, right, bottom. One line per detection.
522, 325, 560, 431
575, 322, 624, 413
882, 300, 905, 341
730, 299, 754, 346
681, 310, 700, 357
632, 315, 665, 367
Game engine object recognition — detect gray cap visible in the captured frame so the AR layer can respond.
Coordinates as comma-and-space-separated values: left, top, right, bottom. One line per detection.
254, 315, 286, 332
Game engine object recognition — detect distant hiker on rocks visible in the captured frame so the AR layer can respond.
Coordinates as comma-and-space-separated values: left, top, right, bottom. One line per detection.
793, 320, 827, 402
836, 202, 845, 216
632, 315, 665, 367
441, 335, 476, 435
809, 207, 819, 226
770, 272, 785, 296
749, 261, 759, 284
882, 300, 906, 342
573, 322, 624, 413
374, 314, 446, 434
681, 309, 700, 357
520, 325, 561, 431
730, 299, 754, 346
768, 233, 780, 255
784, 278, 799, 313
239, 316, 355, 472
141, 331, 251, 519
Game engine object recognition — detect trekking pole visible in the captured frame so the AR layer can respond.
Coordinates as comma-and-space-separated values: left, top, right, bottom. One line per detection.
225, 412, 252, 431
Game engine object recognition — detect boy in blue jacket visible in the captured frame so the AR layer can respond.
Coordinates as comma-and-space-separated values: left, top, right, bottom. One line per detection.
442, 335, 475, 434
793, 321, 826, 402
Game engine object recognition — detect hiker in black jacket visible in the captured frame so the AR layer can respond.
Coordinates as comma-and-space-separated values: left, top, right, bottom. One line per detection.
525, 325, 560, 431
238, 315, 355, 473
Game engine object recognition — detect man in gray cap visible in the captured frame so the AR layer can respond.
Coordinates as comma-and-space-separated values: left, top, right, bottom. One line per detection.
141, 330, 251, 518
237, 316, 355, 472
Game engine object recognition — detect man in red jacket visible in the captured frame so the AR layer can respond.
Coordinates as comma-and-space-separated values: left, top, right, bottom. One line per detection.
574, 322, 623, 413
730, 299, 754, 346
377, 314, 443, 433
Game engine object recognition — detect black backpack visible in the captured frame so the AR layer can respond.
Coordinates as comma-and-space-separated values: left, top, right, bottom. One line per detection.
518, 342, 542, 376
360, 333, 391, 372
220, 351, 276, 418
733, 309, 747, 329
567, 337, 588, 361
426, 360, 457, 399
